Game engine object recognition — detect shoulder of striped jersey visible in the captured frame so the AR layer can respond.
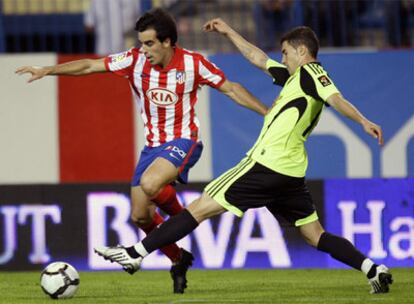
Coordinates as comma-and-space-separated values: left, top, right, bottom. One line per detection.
303, 62, 327, 76
181, 47, 208, 60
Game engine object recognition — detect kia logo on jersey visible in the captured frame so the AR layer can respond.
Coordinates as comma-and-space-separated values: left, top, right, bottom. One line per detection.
146, 88, 178, 106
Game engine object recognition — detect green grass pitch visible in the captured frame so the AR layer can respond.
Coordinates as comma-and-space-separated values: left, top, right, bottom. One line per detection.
1, 268, 412, 304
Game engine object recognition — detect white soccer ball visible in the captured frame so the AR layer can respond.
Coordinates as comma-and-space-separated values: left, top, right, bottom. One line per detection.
40, 261, 80, 299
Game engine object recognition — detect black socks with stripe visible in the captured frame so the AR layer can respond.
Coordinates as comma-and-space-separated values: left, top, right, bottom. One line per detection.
317, 232, 367, 271
142, 209, 199, 254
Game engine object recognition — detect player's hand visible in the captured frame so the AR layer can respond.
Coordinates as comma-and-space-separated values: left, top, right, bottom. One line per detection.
15, 66, 50, 83
362, 119, 384, 146
203, 18, 232, 35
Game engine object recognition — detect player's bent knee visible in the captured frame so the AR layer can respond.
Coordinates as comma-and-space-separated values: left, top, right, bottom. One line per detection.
299, 220, 325, 247
140, 176, 162, 198
188, 194, 226, 223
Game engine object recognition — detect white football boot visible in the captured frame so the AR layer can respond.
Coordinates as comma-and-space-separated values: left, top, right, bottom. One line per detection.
368, 264, 393, 294
94, 245, 142, 274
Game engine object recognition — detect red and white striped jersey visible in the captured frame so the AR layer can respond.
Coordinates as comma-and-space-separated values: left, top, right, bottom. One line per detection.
104, 46, 226, 147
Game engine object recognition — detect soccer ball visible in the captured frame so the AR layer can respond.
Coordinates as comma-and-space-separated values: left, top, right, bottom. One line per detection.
40, 262, 80, 299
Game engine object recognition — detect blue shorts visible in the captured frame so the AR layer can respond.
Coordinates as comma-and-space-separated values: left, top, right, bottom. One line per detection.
131, 139, 203, 186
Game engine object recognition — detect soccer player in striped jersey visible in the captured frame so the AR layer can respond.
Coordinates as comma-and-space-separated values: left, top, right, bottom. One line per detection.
93, 20, 393, 294
15, 10, 267, 294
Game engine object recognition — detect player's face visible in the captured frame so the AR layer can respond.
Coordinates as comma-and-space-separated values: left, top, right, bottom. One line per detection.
281, 41, 301, 75
138, 29, 173, 67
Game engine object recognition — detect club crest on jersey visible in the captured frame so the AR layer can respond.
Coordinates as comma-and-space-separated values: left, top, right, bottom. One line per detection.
110, 52, 129, 63
318, 75, 332, 87
176, 71, 186, 84
146, 88, 178, 106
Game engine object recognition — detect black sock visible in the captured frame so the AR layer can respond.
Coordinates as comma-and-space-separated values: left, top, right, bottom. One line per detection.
317, 232, 366, 270
126, 246, 140, 258
367, 264, 379, 279
141, 209, 199, 254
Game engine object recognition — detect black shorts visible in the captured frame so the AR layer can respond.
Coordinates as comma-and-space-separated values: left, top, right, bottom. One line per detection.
205, 157, 317, 226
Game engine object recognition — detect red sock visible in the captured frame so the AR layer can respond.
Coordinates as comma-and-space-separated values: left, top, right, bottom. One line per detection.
141, 212, 181, 263
152, 184, 184, 216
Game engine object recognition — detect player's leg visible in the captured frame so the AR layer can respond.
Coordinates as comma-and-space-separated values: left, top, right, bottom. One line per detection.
139, 157, 179, 198
137, 157, 197, 293
134, 157, 274, 256
143, 139, 210, 293
128, 146, 169, 230
137, 190, 224, 293
135, 192, 227, 256
132, 143, 185, 222
151, 184, 183, 215
128, 145, 184, 262
94, 157, 256, 272
94, 192, 225, 270
134, 139, 202, 293
140, 158, 184, 217
130, 185, 182, 264
299, 219, 370, 267
130, 185, 155, 228
150, 140, 203, 216
266, 173, 393, 294
299, 216, 393, 293
94, 157, 276, 294
132, 194, 192, 294
267, 173, 370, 273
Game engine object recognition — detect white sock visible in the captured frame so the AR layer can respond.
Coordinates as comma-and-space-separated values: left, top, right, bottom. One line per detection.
361, 258, 375, 275
133, 242, 149, 257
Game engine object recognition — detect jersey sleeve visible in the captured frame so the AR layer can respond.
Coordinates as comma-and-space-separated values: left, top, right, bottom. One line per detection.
300, 63, 340, 103
104, 48, 137, 77
266, 58, 290, 86
197, 55, 226, 89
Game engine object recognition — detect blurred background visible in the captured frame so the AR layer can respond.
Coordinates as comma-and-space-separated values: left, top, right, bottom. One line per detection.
0, 0, 413, 272
1, 0, 414, 53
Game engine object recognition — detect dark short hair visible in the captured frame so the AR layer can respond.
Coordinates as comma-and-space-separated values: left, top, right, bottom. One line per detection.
135, 8, 177, 46
280, 26, 319, 58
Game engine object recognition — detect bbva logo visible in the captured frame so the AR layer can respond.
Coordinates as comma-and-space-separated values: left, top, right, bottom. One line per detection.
146, 88, 178, 107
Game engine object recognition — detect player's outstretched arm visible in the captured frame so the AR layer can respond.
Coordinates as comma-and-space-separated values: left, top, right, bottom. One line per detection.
327, 93, 384, 145
218, 80, 268, 116
15, 58, 106, 83
203, 18, 270, 75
